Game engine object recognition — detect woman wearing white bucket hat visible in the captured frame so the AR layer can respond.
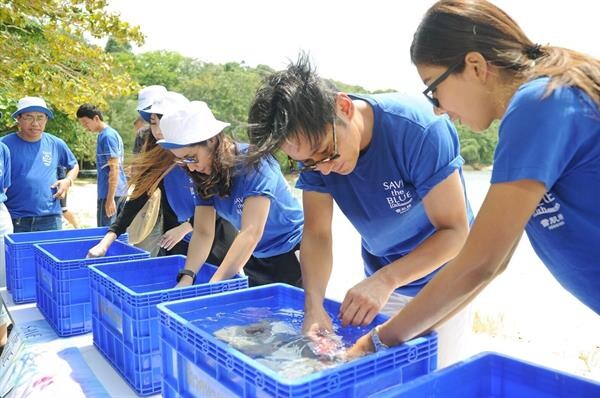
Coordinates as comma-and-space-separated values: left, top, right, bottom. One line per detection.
88, 92, 237, 264
158, 101, 304, 287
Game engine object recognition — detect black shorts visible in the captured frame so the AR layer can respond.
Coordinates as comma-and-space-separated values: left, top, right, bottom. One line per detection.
243, 243, 302, 288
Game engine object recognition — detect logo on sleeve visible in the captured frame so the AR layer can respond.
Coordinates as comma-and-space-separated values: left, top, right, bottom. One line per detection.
533, 192, 565, 230
383, 179, 414, 214
234, 197, 244, 215
41, 151, 52, 166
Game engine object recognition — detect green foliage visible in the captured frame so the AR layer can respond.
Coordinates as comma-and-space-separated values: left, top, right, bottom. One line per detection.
126, 51, 204, 90
0, 0, 143, 132
105, 36, 132, 53
455, 121, 499, 167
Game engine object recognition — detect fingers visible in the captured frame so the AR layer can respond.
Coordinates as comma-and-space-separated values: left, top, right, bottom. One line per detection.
159, 235, 173, 250
340, 294, 379, 327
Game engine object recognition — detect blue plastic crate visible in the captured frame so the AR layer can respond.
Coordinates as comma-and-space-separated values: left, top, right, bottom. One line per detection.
157, 284, 438, 398
89, 255, 249, 396
377, 352, 600, 398
4, 227, 128, 304
34, 238, 149, 337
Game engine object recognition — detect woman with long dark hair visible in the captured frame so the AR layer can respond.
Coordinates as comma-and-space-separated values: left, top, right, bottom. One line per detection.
351, 0, 600, 355
88, 92, 236, 263
158, 101, 304, 288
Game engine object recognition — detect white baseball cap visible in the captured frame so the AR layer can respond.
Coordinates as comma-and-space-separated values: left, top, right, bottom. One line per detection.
12, 96, 54, 119
142, 91, 189, 118
157, 101, 230, 149
136, 85, 167, 111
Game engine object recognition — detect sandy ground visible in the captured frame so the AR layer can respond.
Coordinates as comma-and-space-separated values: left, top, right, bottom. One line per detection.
65, 173, 600, 381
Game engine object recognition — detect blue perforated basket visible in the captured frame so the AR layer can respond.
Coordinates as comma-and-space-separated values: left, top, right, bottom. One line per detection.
4, 227, 128, 303
34, 238, 149, 337
89, 255, 249, 396
376, 352, 600, 398
157, 284, 438, 398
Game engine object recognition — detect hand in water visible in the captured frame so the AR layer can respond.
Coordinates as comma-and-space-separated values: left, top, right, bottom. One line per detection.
306, 329, 344, 360
343, 332, 374, 360
302, 305, 333, 336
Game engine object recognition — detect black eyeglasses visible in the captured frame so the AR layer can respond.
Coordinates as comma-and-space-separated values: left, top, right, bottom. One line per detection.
422, 62, 462, 108
289, 121, 340, 173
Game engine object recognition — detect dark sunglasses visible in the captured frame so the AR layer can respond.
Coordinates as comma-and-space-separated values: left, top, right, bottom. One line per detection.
422, 62, 463, 108
289, 121, 340, 173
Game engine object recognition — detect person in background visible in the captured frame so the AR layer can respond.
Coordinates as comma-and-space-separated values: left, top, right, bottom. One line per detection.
1, 97, 78, 233
246, 55, 473, 367
158, 101, 304, 288
0, 130, 12, 287
349, 0, 600, 356
76, 104, 128, 227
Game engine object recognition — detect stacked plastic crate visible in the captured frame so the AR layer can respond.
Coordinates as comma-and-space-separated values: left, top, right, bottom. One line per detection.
89, 255, 248, 395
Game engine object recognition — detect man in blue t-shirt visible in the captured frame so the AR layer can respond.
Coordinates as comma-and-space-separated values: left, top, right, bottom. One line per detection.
247, 57, 474, 366
1, 97, 79, 233
76, 104, 128, 226
0, 135, 12, 287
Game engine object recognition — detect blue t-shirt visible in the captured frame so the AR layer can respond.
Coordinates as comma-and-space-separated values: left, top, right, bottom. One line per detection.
1, 132, 77, 218
491, 77, 600, 314
296, 93, 473, 296
163, 165, 196, 243
96, 126, 128, 199
163, 165, 196, 222
195, 144, 304, 258
0, 142, 11, 203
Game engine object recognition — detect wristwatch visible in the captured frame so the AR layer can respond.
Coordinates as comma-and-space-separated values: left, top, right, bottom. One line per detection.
370, 325, 390, 352
176, 269, 196, 283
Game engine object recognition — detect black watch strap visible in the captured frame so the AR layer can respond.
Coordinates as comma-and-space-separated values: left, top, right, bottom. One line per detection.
176, 269, 196, 283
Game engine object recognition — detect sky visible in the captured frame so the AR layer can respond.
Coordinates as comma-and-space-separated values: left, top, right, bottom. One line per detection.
106, 0, 599, 94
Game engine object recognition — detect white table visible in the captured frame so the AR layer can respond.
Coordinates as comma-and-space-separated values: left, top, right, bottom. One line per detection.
1, 287, 158, 398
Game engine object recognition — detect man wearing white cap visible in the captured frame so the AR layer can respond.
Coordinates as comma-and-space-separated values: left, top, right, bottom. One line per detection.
0, 96, 79, 232
76, 103, 128, 226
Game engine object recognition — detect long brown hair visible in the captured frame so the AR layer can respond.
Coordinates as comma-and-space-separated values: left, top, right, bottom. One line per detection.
410, 0, 600, 105
187, 132, 237, 199
128, 128, 176, 199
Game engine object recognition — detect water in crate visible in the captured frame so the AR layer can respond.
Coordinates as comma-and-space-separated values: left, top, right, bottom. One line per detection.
212, 307, 349, 379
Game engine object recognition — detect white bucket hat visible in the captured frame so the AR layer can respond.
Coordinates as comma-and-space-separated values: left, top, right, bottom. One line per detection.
157, 101, 230, 149
143, 91, 189, 118
12, 96, 54, 119
136, 85, 167, 111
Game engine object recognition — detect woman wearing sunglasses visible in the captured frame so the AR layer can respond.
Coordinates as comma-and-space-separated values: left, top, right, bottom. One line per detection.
158, 101, 304, 288
87, 92, 236, 263
350, 0, 600, 356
